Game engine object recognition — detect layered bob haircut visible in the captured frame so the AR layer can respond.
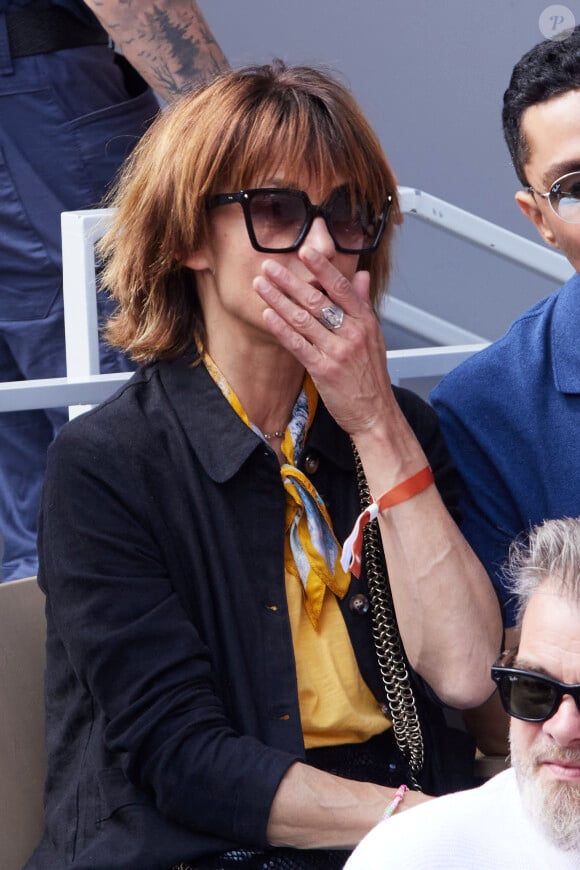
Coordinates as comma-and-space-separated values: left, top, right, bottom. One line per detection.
505, 517, 580, 626
99, 60, 399, 362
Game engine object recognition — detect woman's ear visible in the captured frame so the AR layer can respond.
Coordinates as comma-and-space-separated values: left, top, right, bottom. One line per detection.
514, 190, 559, 249
181, 249, 212, 270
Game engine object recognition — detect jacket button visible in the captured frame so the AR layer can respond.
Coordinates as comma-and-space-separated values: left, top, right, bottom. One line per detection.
349, 593, 370, 615
304, 453, 319, 474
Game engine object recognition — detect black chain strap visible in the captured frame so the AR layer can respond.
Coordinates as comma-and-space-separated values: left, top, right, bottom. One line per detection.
352, 444, 425, 788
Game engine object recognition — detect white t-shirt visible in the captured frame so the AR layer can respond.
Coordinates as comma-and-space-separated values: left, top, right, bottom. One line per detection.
345, 769, 580, 869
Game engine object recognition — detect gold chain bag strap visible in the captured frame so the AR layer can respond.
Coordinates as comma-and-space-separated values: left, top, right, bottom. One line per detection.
352, 445, 425, 789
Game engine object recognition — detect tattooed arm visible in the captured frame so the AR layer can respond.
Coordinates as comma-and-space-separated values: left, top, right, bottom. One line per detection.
83, 0, 229, 101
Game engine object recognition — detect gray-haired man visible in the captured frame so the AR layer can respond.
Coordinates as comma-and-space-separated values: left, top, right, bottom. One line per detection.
346, 517, 580, 869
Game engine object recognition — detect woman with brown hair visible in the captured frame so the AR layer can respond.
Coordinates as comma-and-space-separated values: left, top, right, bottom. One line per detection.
27, 62, 501, 869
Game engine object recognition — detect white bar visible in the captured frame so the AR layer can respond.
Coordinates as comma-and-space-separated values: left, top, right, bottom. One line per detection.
381, 297, 486, 345
0, 345, 492, 410
0, 374, 130, 412
1, 192, 564, 417
61, 210, 113, 377
398, 187, 574, 284
61, 209, 116, 418
387, 344, 489, 386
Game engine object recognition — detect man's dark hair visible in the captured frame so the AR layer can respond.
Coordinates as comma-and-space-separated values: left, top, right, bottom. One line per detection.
502, 26, 580, 185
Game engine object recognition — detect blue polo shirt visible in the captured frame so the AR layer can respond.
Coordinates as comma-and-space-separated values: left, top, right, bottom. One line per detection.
431, 272, 580, 626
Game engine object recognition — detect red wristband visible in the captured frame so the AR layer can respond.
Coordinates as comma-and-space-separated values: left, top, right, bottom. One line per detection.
341, 466, 434, 578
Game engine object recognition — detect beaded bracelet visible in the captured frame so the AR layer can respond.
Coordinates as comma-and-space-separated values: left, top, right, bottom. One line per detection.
381, 784, 408, 820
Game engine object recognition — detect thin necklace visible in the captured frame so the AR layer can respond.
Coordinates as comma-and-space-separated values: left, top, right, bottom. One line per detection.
263, 430, 285, 441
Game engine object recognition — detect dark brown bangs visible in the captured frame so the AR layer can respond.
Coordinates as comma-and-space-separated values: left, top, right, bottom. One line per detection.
214, 83, 391, 214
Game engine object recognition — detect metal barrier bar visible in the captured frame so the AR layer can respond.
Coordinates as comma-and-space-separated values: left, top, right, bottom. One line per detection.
0, 373, 130, 412
60, 209, 113, 417
387, 344, 489, 386
0, 345, 491, 409
396, 187, 573, 284
0, 188, 572, 414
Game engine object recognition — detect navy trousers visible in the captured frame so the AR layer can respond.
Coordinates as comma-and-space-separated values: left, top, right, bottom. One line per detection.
0, 33, 159, 580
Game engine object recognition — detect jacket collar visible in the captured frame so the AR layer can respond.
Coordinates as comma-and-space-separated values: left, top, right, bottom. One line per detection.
551, 272, 580, 394
158, 354, 355, 482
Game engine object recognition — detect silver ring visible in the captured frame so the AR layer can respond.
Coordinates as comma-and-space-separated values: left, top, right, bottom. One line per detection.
319, 304, 344, 330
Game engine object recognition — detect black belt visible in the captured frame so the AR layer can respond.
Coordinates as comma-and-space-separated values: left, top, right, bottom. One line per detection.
5, 6, 109, 59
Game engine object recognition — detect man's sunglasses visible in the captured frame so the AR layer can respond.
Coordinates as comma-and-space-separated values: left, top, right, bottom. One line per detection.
491, 648, 580, 723
207, 185, 393, 254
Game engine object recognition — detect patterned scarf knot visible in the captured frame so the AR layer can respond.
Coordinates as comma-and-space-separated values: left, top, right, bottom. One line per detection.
202, 352, 351, 628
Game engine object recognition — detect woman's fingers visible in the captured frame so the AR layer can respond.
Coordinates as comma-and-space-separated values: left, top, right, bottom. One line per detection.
255, 248, 372, 341
297, 246, 370, 311
253, 250, 380, 369
253, 275, 330, 369
260, 247, 370, 314
254, 252, 394, 438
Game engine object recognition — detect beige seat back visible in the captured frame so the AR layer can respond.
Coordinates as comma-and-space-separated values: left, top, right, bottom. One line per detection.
0, 577, 47, 870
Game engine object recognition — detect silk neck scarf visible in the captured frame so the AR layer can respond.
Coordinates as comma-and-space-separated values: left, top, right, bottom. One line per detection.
202, 352, 351, 628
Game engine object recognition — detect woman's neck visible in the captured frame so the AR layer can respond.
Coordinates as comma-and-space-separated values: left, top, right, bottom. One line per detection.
203, 333, 305, 436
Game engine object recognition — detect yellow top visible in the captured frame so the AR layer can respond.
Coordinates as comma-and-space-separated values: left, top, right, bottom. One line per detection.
200, 350, 391, 749
285, 561, 391, 748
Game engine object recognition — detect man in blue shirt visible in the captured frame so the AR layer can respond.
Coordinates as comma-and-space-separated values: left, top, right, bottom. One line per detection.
431, 27, 580, 747
0, 0, 227, 582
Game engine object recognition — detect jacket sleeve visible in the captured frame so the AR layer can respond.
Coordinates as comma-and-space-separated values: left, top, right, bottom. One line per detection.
39, 418, 298, 847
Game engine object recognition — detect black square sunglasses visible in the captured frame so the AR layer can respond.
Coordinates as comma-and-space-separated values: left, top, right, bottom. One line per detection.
207, 185, 393, 254
491, 648, 580, 723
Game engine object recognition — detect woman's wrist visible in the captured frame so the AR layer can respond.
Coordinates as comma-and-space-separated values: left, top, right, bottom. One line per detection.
341, 467, 434, 577
350, 409, 429, 482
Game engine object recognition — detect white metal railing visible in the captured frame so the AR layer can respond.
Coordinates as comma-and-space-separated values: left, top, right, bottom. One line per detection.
388, 343, 490, 387
386, 186, 572, 385
0, 373, 131, 412
0, 188, 573, 412
396, 187, 572, 284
